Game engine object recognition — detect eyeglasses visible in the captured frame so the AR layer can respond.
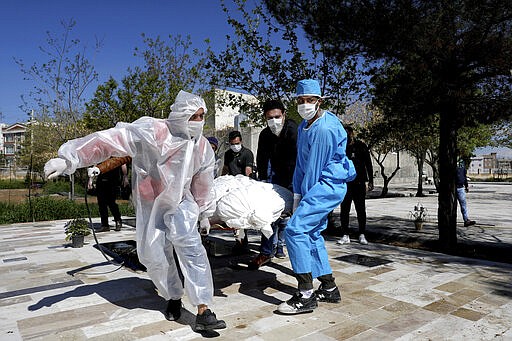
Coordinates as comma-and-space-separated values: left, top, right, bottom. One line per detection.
297, 96, 320, 105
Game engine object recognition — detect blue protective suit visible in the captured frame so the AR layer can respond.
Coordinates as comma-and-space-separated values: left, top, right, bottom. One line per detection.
286, 111, 355, 277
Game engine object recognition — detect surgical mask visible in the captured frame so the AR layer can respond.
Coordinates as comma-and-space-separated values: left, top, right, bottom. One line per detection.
188, 120, 204, 140
298, 103, 318, 120
267, 118, 283, 136
230, 144, 242, 153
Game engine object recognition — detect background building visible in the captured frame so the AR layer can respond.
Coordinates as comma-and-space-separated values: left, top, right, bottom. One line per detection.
469, 152, 512, 178
1, 123, 26, 167
0, 122, 27, 179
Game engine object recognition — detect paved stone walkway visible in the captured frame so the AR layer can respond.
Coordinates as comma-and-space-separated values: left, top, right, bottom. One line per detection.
0, 182, 511, 340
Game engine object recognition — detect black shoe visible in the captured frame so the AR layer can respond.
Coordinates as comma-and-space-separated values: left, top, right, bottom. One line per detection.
115, 221, 122, 231
464, 220, 476, 227
277, 292, 318, 314
164, 299, 182, 321
275, 247, 286, 259
232, 241, 250, 255
95, 225, 110, 232
195, 309, 226, 331
315, 285, 341, 303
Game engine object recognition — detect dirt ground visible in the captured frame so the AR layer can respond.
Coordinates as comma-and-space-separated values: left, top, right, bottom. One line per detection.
0, 189, 38, 204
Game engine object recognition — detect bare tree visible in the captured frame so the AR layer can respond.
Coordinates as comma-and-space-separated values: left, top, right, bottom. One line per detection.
16, 19, 101, 197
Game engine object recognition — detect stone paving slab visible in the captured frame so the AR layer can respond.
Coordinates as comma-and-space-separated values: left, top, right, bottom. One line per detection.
0, 182, 511, 340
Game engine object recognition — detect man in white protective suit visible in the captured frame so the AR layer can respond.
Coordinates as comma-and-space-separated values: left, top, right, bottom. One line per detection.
44, 90, 226, 331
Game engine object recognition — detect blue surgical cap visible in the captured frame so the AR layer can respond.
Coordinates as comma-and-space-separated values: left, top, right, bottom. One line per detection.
296, 79, 322, 97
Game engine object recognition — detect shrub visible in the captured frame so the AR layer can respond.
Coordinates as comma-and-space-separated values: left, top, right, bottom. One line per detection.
0, 196, 135, 225
0, 179, 27, 189
42, 180, 86, 196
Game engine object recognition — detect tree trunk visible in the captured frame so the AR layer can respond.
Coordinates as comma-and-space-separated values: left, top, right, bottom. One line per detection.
437, 110, 458, 250
372, 150, 401, 198
432, 164, 440, 192
416, 154, 425, 197
381, 176, 389, 197
70, 174, 75, 201
426, 148, 440, 192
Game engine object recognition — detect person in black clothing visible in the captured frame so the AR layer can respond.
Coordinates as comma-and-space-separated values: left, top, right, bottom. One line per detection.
248, 99, 298, 269
222, 130, 255, 177
456, 159, 476, 227
222, 130, 255, 253
337, 125, 374, 245
94, 162, 128, 232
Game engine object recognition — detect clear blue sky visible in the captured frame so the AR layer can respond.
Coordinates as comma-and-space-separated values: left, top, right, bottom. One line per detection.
0, 0, 236, 124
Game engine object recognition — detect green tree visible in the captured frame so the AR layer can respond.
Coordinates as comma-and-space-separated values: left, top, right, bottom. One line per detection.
490, 120, 511, 149
266, 0, 512, 249
85, 34, 209, 131
206, 0, 365, 126
360, 111, 403, 197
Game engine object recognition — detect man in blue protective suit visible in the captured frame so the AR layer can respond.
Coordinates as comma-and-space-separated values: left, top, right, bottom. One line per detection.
277, 79, 356, 315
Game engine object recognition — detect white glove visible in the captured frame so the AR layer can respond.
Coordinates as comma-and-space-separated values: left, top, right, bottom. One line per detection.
199, 218, 211, 236
87, 166, 101, 178
292, 193, 302, 212
44, 158, 68, 180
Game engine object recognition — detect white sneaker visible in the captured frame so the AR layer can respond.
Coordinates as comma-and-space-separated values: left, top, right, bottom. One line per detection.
359, 234, 368, 245
336, 235, 350, 245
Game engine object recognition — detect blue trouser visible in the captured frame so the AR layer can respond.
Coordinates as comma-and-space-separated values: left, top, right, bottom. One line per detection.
456, 187, 469, 221
286, 181, 346, 287
260, 217, 288, 256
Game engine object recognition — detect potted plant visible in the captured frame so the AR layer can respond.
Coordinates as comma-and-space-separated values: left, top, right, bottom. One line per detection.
65, 218, 91, 248
409, 203, 428, 231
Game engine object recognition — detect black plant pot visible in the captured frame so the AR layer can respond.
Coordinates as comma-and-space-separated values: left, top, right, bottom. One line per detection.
72, 235, 85, 248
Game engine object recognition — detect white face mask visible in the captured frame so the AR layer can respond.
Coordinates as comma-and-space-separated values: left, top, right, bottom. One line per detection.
298, 102, 318, 120
188, 120, 204, 141
267, 118, 284, 136
230, 144, 242, 153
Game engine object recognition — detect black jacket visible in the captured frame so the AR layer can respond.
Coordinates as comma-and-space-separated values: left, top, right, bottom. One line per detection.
224, 146, 254, 176
256, 118, 298, 190
456, 166, 468, 189
346, 139, 373, 184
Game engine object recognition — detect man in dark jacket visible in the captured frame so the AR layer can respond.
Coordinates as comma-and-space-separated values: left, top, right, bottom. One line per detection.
337, 125, 374, 245
93, 161, 128, 232
248, 99, 298, 269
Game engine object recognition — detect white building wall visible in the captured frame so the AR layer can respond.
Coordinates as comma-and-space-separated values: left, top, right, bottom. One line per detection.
212, 89, 258, 131
469, 156, 484, 174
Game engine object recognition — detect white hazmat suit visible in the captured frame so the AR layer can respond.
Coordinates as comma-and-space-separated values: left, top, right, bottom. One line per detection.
44, 91, 216, 306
